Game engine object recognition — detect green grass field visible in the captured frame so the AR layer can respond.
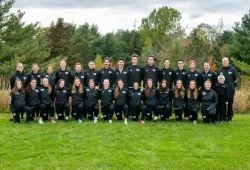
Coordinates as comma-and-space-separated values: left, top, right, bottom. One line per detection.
0, 113, 249, 170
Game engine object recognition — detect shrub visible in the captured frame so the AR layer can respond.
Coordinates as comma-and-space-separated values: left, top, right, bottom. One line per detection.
0, 90, 10, 113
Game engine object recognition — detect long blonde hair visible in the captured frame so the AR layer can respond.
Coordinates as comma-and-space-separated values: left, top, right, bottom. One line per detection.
174, 80, 185, 98
42, 78, 52, 94
71, 78, 84, 94
187, 80, 198, 99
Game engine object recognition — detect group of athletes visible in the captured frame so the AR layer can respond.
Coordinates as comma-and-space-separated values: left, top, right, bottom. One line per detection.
9, 54, 238, 125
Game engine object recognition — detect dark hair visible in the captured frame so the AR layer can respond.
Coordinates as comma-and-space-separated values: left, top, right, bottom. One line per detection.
178, 60, 184, 63
145, 79, 153, 97
104, 57, 110, 62
131, 54, 139, 59
56, 79, 65, 89
11, 80, 25, 95
118, 58, 125, 62
148, 55, 154, 59
88, 79, 95, 86
114, 79, 124, 98
88, 60, 94, 64
164, 59, 170, 62
26, 78, 37, 92
159, 79, 169, 92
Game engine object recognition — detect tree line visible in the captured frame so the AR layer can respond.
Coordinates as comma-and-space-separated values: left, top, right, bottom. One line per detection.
1, 0, 250, 77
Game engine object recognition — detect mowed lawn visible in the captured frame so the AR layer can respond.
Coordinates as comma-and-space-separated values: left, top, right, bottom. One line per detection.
0, 113, 249, 170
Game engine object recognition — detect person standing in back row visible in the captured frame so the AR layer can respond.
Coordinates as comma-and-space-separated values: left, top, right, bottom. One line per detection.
115, 58, 129, 88
174, 60, 186, 87
55, 60, 72, 88
217, 57, 238, 123
127, 54, 142, 90
99, 57, 116, 89
84, 61, 99, 89
160, 59, 174, 89
142, 56, 159, 87
201, 62, 217, 90
27, 63, 42, 87
71, 62, 85, 87
184, 60, 201, 89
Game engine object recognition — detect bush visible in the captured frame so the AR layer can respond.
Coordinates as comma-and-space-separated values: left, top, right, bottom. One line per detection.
233, 75, 250, 114
0, 90, 10, 113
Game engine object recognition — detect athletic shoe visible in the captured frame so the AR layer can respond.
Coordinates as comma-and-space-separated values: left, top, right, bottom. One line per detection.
77, 119, 82, 123
51, 118, 56, 124
21, 118, 24, 121
124, 118, 128, 125
228, 120, 232, 124
165, 119, 168, 123
64, 117, 69, 122
185, 117, 190, 120
169, 116, 172, 120
10, 115, 14, 121
140, 120, 145, 124
220, 121, 224, 124
109, 120, 112, 124
193, 120, 197, 125
55, 115, 58, 120
153, 119, 157, 123
94, 117, 98, 123
39, 119, 44, 124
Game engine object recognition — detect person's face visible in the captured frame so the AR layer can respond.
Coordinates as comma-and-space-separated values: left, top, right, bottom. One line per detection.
32, 65, 39, 73
148, 57, 154, 65
88, 62, 95, 69
104, 60, 110, 67
75, 79, 80, 87
103, 80, 110, 88
75, 65, 81, 72
205, 82, 211, 90
190, 81, 196, 89
16, 81, 22, 89
133, 83, 139, 90
89, 80, 95, 88
218, 78, 225, 84
164, 60, 170, 68
204, 63, 210, 71
176, 81, 182, 89
147, 80, 153, 88
222, 58, 229, 67
60, 61, 66, 69
43, 79, 49, 87
161, 81, 167, 88
178, 61, 184, 69
131, 57, 138, 65
47, 66, 53, 74
31, 80, 37, 88
59, 81, 65, 88
189, 62, 196, 70
16, 64, 24, 72
118, 80, 124, 89
118, 60, 124, 68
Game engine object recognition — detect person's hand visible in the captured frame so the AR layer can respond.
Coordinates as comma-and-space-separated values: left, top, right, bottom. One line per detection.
225, 102, 228, 105
95, 86, 99, 90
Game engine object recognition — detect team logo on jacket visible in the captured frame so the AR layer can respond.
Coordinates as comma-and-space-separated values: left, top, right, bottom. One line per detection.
41, 89, 44, 91
38, 75, 41, 77
146, 69, 148, 72
228, 71, 232, 74
108, 90, 112, 92
108, 71, 112, 74
136, 69, 140, 71
195, 74, 198, 76
63, 90, 66, 93
45, 75, 49, 77
23, 77, 27, 79
152, 69, 156, 72
169, 72, 172, 75
86, 89, 90, 91
35, 90, 39, 92
93, 73, 96, 75
122, 91, 126, 94
188, 74, 190, 77
138, 93, 141, 95
182, 72, 185, 75
208, 74, 212, 76
81, 76, 84, 78
123, 72, 127, 74
202, 92, 206, 95
65, 72, 68, 74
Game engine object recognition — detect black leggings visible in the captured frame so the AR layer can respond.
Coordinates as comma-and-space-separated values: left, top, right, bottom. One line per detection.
226, 94, 234, 121
130, 105, 146, 121
144, 104, 158, 120
114, 104, 129, 120
86, 104, 99, 120
217, 95, 225, 121
174, 107, 185, 121
101, 104, 114, 120
55, 102, 70, 120
27, 104, 40, 120
40, 103, 54, 120
72, 102, 85, 120
157, 104, 171, 121
187, 109, 198, 121
202, 105, 216, 123
13, 105, 32, 122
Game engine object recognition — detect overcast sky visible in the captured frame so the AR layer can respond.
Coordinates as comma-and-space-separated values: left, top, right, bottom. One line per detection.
12, 0, 250, 34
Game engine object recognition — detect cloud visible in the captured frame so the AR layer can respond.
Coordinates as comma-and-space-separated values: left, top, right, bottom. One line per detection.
11, 0, 250, 34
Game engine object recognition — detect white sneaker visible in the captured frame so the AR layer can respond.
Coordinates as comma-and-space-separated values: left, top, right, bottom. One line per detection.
124, 118, 128, 125
109, 119, 112, 124
193, 120, 197, 125
169, 116, 172, 120
39, 119, 44, 124
55, 115, 58, 120
94, 117, 98, 123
